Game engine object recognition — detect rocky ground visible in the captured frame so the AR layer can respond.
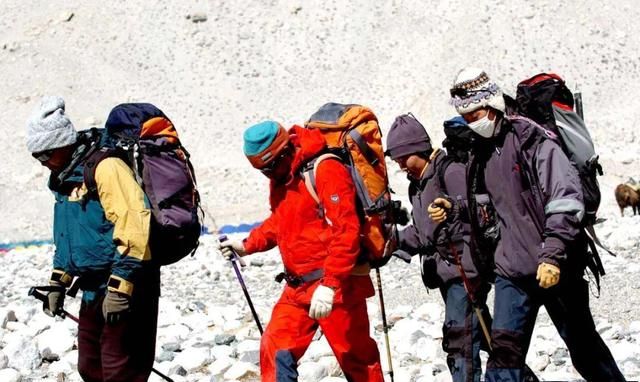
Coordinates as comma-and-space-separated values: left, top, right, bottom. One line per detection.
1, 212, 639, 382
2, 1, 640, 381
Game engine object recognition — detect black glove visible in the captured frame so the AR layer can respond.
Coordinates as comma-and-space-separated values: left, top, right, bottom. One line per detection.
102, 291, 131, 325
391, 200, 410, 226
43, 281, 65, 317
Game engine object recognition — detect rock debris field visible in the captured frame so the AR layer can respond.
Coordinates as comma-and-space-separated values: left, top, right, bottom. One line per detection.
1, 1, 640, 381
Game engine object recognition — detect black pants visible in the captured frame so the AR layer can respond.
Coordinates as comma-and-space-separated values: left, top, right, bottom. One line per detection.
486, 274, 626, 382
77, 273, 160, 382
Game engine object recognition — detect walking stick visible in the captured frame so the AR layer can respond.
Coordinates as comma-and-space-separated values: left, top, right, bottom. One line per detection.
218, 235, 264, 335
374, 267, 395, 382
28, 286, 174, 382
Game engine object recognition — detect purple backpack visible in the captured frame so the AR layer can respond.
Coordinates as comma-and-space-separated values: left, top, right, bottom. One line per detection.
84, 103, 201, 265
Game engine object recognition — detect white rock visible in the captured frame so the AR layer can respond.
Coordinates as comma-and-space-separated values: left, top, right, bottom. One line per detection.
528, 353, 550, 372
298, 361, 329, 382
610, 342, 640, 363
173, 347, 211, 371
629, 321, 640, 334
47, 359, 74, 376
61, 349, 78, 367
223, 319, 242, 332
210, 345, 234, 360
0, 368, 21, 382
223, 361, 259, 380
317, 356, 341, 377
5, 321, 28, 332
413, 302, 443, 322
236, 339, 260, 353
0, 351, 8, 369
36, 326, 75, 355
300, 338, 333, 362
393, 365, 420, 381
4, 333, 40, 371
207, 356, 234, 376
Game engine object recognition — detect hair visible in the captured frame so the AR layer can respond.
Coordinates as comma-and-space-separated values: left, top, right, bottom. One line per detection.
416, 149, 434, 160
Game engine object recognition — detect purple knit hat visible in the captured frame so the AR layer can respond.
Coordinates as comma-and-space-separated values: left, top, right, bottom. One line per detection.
385, 113, 433, 160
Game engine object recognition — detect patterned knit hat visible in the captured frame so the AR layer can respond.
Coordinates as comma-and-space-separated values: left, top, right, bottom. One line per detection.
26, 96, 77, 153
449, 67, 505, 115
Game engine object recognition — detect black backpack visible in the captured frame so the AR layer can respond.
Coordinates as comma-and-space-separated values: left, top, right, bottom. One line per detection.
439, 117, 500, 280
516, 73, 603, 224
516, 73, 613, 290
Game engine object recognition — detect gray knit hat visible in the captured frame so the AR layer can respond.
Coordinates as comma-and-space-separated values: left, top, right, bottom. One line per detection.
26, 96, 77, 153
385, 113, 433, 160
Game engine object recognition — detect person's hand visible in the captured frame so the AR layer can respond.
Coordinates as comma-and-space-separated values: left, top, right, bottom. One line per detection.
43, 281, 65, 317
536, 263, 561, 288
428, 197, 453, 224
217, 240, 246, 260
309, 285, 335, 319
102, 291, 131, 325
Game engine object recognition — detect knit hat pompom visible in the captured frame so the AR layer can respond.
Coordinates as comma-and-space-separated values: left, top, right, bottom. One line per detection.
26, 96, 77, 153
449, 67, 505, 115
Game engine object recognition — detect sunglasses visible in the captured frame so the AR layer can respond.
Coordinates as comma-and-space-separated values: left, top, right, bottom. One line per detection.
259, 150, 290, 175
32, 149, 55, 162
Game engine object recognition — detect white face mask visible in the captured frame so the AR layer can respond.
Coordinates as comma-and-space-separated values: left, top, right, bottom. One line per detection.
468, 113, 496, 138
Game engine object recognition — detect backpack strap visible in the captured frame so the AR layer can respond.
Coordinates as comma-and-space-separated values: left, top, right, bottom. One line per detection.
348, 129, 379, 165
83, 147, 118, 197
437, 156, 455, 195
302, 153, 343, 219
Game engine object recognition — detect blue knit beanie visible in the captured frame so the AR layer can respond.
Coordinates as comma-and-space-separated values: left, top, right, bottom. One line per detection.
243, 120, 280, 156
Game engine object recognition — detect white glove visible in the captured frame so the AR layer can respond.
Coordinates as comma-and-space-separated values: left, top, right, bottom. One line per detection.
217, 240, 246, 260
309, 285, 335, 319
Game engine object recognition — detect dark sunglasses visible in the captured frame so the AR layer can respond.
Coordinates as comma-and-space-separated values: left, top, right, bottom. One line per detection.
32, 149, 55, 162
259, 149, 290, 174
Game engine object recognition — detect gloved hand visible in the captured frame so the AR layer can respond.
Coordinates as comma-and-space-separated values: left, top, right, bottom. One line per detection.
217, 239, 246, 260
102, 291, 131, 324
309, 285, 335, 319
428, 197, 452, 224
536, 263, 561, 288
44, 281, 65, 317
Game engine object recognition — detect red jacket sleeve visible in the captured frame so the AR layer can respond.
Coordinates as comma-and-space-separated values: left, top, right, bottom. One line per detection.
243, 212, 279, 254
315, 159, 361, 288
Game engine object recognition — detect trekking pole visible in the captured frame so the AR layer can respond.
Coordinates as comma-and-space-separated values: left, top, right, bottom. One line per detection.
374, 267, 395, 382
28, 286, 174, 382
218, 235, 264, 335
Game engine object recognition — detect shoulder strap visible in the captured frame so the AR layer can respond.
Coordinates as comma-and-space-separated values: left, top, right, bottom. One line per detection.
83, 147, 117, 196
348, 129, 379, 165
437, 156, 455, 195
302, 153, 342, 205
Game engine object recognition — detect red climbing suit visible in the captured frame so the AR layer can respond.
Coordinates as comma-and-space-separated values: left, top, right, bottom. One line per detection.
243, 125, 384, 382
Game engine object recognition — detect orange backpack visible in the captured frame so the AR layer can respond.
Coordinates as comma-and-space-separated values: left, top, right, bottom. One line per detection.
304, 103, 391, 265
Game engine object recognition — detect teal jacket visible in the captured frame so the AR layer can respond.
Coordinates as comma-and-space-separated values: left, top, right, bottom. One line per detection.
50, 145, 153, 301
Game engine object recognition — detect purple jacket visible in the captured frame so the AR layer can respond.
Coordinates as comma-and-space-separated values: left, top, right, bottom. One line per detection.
398, 150, 479, 288
468, 113, 585, 279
